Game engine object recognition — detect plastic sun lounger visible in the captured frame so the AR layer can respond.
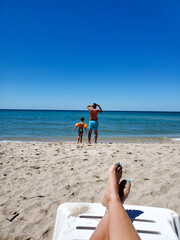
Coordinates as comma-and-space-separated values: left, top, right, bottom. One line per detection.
53, 203, 180, 240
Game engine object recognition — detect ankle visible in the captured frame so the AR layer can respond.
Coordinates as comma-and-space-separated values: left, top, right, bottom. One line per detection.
106, 193, 120, 207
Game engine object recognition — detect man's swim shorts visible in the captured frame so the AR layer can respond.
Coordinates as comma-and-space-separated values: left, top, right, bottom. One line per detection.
89, 120, 98, 130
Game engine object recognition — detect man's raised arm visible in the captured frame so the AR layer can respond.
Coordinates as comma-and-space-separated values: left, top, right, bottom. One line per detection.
97, 104, 103, 112
87, 104, 92, 110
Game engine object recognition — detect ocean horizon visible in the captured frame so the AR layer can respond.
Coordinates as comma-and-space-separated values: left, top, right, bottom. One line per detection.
1, 109, 180, 112
0, 109, 180, 143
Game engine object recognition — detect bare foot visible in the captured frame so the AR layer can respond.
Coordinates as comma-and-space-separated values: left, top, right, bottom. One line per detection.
101, 163, 122, 208
119, 179, 131, 204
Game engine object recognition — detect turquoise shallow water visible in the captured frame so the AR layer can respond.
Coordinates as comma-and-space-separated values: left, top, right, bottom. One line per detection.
0, 110, 180, 142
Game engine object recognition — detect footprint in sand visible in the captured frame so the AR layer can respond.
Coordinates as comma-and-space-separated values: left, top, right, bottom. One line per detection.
144, 177, 150, 181
134, 159, 141, 162
96, 179, 103, 182
42, 227, 51, 237
160, 184, 168, 193
66, 185, 71, 190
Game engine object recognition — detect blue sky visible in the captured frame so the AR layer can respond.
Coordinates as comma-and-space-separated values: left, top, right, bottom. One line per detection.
0, 0, 180, 111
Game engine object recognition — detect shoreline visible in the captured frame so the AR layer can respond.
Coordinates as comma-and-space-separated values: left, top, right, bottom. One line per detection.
1, 136, 180, 143
0, 141, 180, 239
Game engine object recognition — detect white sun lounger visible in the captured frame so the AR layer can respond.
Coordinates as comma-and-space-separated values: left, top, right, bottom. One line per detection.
53, 203, 180, 240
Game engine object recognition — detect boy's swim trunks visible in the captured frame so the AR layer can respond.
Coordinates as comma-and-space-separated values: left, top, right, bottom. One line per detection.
78, 129, 83, 133
89, 120, 98, 130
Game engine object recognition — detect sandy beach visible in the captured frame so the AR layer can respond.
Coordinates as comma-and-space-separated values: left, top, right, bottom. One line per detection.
0, 141, 180, 239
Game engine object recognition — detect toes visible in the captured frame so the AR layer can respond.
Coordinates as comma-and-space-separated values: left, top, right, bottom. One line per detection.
123, 180, 131, 200
119, 179, 131, 203
109, 162, 122, 174
110, 162, 123, 180
119, 179, 126, 199
116, 165, 123, 179
115, 162, 122, 170
115, 162, 122, 173
124, 180, 131, 194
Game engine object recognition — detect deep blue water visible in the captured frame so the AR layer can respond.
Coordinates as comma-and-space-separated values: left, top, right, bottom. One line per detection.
0, 110, 180, 142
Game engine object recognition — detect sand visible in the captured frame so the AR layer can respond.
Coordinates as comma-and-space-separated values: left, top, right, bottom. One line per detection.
0, 141, 180, 239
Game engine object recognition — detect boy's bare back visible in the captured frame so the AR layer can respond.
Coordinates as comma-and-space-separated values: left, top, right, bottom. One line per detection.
78, 122, 85, 129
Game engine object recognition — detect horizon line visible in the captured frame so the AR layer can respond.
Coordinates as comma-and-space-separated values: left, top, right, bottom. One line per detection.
0, 108, 180, 113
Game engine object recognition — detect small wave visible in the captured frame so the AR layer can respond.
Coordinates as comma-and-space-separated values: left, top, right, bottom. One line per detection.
171, 138, 180, 142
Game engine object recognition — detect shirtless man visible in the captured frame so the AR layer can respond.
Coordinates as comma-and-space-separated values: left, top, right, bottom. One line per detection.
87, 103, 102, 143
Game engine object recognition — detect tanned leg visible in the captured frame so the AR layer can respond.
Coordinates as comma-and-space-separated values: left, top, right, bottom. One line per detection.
80, 133, 83, 143
102, 163, 140, 240
90, 163, 138, 240
90, 164, 123, 240
77, 133, 80, 143
88, 130, 92, 143
94, 130, 98, 143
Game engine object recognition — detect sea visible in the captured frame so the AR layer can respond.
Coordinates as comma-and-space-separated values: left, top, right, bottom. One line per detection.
0, 110, 180, 143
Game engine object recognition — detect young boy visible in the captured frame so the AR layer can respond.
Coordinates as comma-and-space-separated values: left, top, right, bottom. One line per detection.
73, 117, 87, 143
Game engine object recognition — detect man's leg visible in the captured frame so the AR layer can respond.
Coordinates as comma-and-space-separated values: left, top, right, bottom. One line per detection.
94, 130, 98, 143
88, 130, 92, 143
